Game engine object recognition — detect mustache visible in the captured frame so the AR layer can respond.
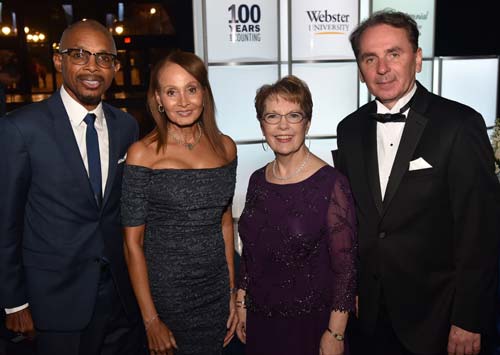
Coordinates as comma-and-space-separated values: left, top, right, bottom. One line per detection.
77, 75, 104, 82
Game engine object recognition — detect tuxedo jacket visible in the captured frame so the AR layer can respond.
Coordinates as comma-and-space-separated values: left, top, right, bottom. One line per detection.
0, 92, 139, 331
335, 82, 500, 353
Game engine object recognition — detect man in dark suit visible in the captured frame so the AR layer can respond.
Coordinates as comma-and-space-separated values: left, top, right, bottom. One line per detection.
0, 20, 144, 354
335, 10, 499, 355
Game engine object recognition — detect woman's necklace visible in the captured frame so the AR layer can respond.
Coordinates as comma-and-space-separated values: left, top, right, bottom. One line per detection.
168, 124, 202, 150
272, 150, 311, 181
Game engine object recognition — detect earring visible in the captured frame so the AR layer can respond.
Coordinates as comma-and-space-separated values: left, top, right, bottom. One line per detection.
261, 139, 267, 151
158, 104, 164, 113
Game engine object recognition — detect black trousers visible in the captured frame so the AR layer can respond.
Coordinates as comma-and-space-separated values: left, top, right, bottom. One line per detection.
35, 263, 146, 355
348, 305, 494, 355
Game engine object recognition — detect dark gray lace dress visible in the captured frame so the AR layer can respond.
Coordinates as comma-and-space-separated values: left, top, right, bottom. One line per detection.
121, 159, 237, 355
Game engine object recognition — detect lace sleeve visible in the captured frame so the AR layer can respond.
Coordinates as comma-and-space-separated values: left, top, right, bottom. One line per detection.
236, 170, 260, 291
327, 171, 358, 312
237, 247, 250, 290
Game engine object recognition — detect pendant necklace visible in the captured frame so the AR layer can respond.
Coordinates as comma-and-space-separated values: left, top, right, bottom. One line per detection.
169, 124, 202, 150
272, 150, 311, 181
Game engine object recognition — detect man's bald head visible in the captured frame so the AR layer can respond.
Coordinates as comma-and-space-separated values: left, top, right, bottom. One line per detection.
54, 19, 120, 110
59, 20, 117, 54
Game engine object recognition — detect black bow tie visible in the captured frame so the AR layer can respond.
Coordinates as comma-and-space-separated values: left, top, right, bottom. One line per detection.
371, 98, 414, 123
371, 112, 406, 123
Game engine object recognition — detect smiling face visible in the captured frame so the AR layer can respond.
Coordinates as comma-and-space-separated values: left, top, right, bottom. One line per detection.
261, 95, 310, 157
53, 22, 120, 110
358, 24, 422, 109
155, 62, 204, 127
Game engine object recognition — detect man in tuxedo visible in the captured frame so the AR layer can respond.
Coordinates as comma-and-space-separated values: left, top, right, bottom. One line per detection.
335, 10, 499, 355
0, 20, 145, 354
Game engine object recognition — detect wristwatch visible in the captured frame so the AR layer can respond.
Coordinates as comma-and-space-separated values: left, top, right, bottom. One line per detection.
327, 327, 344, 341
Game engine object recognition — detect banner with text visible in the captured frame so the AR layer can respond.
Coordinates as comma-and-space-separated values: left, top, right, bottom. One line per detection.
205, 0, 278, 62
291, 0, 358, 60
372, 0, 435, 57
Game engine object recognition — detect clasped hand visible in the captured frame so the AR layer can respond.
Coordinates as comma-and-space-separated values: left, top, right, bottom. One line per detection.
447, 325, 480, 355
5, 308, 35, 340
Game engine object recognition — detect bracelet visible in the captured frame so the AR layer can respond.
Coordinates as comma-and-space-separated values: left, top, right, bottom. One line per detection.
230, 287, 238, 295
326, 328, 344, 341
235, 300, 246, 308
144, 313, 159, 330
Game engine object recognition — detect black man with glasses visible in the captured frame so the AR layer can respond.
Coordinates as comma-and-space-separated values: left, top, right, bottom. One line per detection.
0, 20, 146, 355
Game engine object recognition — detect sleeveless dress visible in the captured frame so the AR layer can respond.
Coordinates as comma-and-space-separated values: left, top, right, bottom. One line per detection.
121, 159, 237, 355
238, 165, 357, 355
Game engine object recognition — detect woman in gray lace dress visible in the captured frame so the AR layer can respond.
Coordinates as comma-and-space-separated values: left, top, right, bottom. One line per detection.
121, 51, 237, 355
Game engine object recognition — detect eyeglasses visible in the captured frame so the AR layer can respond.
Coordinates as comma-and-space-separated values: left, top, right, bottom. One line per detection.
59, 48, 118, 69
261, 112, 306, 125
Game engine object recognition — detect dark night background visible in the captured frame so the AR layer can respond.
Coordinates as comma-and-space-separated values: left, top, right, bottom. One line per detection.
435, 0, 499, 56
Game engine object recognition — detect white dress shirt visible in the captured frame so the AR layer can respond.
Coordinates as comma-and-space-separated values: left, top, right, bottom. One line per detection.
5, 86, 109, 315
376, 84, 417, 199
60, 85, 109, 192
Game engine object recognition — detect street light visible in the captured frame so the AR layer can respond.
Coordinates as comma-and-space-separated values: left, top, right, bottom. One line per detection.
1, 25, 11, 35
115, 24, 124, 35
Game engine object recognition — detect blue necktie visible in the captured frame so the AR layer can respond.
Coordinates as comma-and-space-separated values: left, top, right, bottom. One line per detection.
83, 113, 102, 206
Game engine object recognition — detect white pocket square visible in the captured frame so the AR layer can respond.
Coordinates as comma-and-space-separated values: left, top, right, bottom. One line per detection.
118, 153, 127, 164
409, 157, 432, 171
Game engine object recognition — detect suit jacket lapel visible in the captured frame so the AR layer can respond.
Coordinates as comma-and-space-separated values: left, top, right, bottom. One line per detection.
102, 105, 119, 206
382, 84, 429, 212
361, 104, 384, 215
48, 93, 97, 207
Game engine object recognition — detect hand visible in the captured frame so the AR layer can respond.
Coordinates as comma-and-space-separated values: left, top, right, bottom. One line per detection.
223, 294, 238, 347
5, 308, 35, 339
447, 325, 480, 355
235, 300, 247, 344
146, 317, 178, 355
319, 330, 344, 355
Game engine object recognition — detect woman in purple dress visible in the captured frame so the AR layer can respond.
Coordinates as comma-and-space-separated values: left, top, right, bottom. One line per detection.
235, 75, 357, 355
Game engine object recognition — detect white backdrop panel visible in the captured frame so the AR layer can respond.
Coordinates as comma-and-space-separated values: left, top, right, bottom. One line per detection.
291, 0, 358, 60
210, 65, 279, 140
417, 59, 433, 92
440, 57, 499, 127
205, 0, 279, 62
310, 138, 338, 166
232, 143, 275, 218
193, 0, 204, 56
292, 62, 359, 135
372, 0, 435, 57
280, 0, 289, 62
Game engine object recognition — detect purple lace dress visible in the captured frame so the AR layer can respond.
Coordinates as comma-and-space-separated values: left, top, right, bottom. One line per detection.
238, 165, 357, 355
